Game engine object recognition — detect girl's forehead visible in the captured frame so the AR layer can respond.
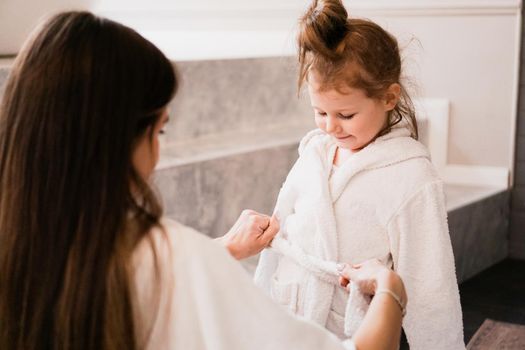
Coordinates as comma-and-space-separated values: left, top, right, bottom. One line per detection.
308, 83, 366, 108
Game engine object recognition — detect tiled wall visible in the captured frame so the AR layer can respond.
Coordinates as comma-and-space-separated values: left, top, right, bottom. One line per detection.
510, 6, 525, 259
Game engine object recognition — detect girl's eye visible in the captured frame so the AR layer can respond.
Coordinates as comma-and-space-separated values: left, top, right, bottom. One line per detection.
339, 113, 356, 120
316, 111, 327, 116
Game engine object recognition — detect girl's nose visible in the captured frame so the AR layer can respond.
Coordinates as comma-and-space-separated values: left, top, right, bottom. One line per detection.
325, 115, 340, 134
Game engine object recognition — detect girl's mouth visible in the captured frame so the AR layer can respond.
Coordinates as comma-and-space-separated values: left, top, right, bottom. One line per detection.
335, 135, 352, 140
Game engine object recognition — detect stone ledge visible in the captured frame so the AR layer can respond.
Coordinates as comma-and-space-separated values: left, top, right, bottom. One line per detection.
157, 122, 311, 169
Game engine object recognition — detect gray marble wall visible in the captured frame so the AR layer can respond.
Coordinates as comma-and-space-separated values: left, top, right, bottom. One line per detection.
510, 5, 525, 259
449, 190, 510, 282
0, 67, 9, 99
154, 57, 311, 236
167, 57, 312, 146
154, 144, 299, 238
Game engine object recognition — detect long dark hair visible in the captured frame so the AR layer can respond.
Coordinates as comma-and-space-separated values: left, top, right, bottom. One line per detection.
297, 0, 418, 139
0, 11, 177, 349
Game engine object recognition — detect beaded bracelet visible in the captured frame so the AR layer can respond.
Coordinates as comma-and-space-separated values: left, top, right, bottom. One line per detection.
375, 288, 407, 317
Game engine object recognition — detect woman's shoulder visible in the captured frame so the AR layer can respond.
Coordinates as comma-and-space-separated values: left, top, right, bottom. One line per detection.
132, 218, 229, 278
158, 218, 209, 246
145, 218, 224, 260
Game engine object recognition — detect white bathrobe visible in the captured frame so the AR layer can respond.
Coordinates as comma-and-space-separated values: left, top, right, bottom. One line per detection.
131, 218, 356, 350
254, 126, 465, 350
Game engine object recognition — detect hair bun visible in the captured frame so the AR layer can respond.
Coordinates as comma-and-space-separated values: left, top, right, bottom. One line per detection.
298, 0, 349, 57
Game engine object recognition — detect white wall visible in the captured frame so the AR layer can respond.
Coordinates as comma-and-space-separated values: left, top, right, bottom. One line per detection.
361, 3, 521, 171
0, 0, 97, 55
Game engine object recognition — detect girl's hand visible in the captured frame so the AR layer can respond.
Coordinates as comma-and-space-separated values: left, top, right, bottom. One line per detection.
217, 210, 279, 260
337, 259, 407, 303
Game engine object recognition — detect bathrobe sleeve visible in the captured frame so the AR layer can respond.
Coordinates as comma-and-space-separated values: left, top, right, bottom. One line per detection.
253, 136, 306, 292
387, 181, 465, 350
134, 220, 355, 350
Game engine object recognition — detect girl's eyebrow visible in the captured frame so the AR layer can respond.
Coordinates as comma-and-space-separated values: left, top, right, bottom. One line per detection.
312, 105, 356, 112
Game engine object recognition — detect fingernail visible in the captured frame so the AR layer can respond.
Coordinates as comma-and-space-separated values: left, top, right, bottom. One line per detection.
274, 210, 281, 222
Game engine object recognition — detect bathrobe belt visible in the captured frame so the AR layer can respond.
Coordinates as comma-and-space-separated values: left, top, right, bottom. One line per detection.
271, 236, 375, 337
271, 236, 341, 285
272, 236, 392, 283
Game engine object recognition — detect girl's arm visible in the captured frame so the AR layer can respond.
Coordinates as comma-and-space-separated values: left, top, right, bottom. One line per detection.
387, 181, 465, 350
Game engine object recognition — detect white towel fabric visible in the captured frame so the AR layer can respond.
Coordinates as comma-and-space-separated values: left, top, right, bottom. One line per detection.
254, 126, 465, 349
270, 236, 379, 337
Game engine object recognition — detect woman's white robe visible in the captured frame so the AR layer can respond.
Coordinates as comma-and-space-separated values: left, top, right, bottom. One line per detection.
254, 126, 465, 350
131, 218, 356, 350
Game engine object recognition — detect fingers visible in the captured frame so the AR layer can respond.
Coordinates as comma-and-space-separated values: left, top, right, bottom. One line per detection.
237, 211, 269, 237
241, 209, 257, 216
260, 213, 280, 246
252, 215, 271, 232
338, 263, 357, 281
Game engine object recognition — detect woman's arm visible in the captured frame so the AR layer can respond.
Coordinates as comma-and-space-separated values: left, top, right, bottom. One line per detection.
339, 260, 407, 350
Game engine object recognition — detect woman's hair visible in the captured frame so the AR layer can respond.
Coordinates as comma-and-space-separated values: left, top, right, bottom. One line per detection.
0, 11, 177, 350
298, 0, 418, 139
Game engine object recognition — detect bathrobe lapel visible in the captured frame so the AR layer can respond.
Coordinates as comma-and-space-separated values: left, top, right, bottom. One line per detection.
329, 126, 429, 204
301, 138, 340, 325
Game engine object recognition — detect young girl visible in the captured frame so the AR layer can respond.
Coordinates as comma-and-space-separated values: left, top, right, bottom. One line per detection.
254, 1, 465, 349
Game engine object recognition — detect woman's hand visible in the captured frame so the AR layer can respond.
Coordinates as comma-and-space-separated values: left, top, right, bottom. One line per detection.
217, 210, 279, 260
338, 259, 407, 303
339, 259, 407, 350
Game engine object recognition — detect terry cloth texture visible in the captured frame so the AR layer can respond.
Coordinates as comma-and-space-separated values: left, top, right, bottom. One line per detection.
254, 126, 465, 350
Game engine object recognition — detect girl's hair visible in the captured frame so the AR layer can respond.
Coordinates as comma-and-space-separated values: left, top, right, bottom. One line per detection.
298, 0, 418, 139
0, 11, 177, 350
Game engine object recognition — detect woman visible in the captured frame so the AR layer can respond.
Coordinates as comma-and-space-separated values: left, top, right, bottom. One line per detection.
0, 11, 406, 350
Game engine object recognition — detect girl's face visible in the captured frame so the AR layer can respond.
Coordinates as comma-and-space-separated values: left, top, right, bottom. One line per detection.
132, 109, 169, 179
308, 77, 399, 152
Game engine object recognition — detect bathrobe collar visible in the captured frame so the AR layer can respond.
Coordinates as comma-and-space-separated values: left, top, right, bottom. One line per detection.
301, 126, 430, 204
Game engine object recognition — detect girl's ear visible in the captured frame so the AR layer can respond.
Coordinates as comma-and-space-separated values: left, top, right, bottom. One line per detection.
383, 83, 401, 111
